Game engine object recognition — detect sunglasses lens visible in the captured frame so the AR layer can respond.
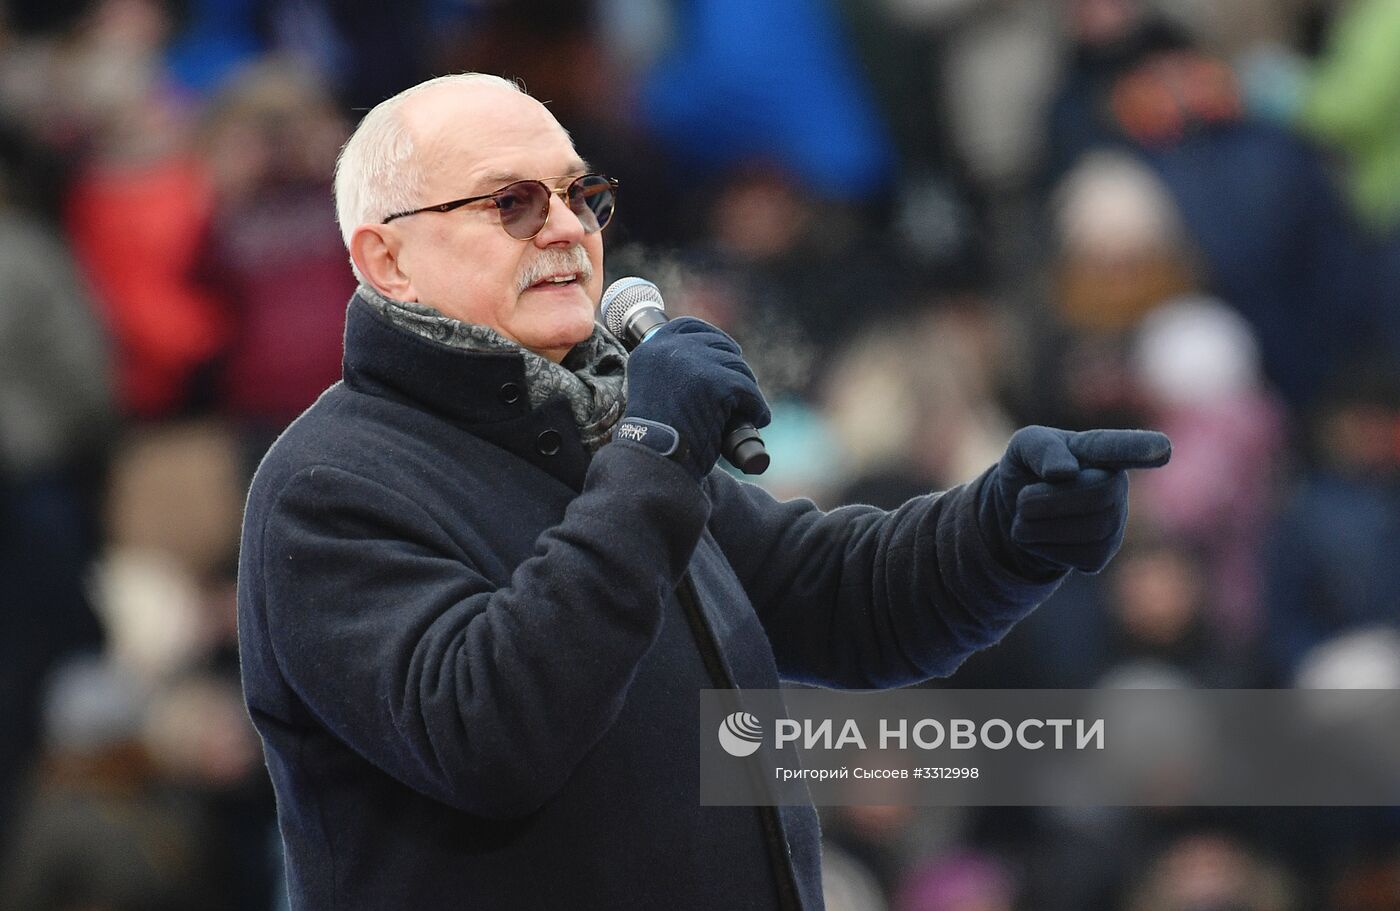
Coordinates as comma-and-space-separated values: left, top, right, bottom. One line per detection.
568, 175, 616, 234
493, 176, 617, 238
495, 181, 551, 239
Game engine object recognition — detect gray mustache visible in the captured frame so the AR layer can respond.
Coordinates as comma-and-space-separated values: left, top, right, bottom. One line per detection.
517, 246, 594, 293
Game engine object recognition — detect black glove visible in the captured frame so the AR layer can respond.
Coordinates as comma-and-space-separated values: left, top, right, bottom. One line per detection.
979, 426, 1172, 578
618, 317, 771, 481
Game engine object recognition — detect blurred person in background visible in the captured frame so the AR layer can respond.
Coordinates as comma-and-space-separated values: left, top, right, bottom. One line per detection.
1264, 364, 1400, 682
1129, 69, 1369, 411
237, 72, 1169, 909
1030, 150, 1198, 439
0, 120, 111, 859
195, 57, 355, 456
1130, 296, 1288, 646
1043, 0, 1195, 186
1050, 150, 1195, 337
53, 0, 229, 420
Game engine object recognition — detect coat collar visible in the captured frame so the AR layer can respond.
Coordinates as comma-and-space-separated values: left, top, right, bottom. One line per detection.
341, 292, 590, 490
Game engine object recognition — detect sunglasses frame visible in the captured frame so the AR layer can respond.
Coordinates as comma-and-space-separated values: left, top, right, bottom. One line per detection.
380, 173, 619, 240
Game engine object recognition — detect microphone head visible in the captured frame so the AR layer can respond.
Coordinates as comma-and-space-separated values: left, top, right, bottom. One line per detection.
601, 276, 664, 340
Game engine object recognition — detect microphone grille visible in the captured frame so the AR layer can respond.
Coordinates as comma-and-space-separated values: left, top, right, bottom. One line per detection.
601, 277, 664, 339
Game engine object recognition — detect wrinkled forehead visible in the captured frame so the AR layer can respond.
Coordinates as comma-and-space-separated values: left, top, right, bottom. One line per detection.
400, 84, 582, 196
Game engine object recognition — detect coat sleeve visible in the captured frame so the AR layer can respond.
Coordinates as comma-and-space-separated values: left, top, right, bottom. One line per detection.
703, 466, 1064, 688
252, 441, 708, 819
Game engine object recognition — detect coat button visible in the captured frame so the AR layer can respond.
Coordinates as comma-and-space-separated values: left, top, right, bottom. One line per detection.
536, 429, 562, 456
498, 382, 522, 405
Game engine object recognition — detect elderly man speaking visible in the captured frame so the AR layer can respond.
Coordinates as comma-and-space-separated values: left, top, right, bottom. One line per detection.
237, 73, 1170, 909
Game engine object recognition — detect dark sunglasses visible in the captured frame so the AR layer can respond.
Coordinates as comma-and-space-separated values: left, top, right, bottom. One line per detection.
381, 173, 619, 240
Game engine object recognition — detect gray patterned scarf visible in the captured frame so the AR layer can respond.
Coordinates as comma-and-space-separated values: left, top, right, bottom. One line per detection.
359, 285, 627, 452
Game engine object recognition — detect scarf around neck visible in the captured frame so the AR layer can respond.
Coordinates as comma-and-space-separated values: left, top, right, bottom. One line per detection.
358, 285, 627, 452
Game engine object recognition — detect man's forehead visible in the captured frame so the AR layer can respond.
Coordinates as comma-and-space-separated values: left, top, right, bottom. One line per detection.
403, 84, 576, 175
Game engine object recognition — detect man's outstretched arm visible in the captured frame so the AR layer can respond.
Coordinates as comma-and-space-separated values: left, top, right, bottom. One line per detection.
705, 426, 1171, 688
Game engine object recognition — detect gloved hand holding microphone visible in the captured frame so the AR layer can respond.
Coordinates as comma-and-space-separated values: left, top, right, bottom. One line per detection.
603, 277, 771, 481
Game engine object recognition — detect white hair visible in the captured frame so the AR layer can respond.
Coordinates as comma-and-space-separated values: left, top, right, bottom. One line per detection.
333, 73, 525, 283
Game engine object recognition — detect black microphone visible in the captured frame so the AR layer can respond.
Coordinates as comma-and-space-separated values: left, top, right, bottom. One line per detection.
601, 277, 769, 475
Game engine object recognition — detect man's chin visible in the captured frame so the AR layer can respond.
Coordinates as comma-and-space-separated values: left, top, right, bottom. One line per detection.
521, 318, 596, 363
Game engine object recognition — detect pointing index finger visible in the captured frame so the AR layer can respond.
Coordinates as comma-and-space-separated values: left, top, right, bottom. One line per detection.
1067, 429, 1172, 471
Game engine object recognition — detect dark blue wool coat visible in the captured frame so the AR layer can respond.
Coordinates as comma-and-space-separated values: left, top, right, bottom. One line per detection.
236, 293, 1062, 910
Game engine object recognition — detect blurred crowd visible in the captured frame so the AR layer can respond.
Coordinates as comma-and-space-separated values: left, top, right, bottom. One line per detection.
1, 0, 1399, 908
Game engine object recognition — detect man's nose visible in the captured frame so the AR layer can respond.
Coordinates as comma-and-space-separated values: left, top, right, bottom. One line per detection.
533, 192, 586, 247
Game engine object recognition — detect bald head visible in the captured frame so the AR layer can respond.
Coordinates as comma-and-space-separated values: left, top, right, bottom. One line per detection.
334, 73, 573, 280
398, 78, 570, 161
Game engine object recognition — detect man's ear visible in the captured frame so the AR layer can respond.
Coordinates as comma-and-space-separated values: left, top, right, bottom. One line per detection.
351, 224, 415, 300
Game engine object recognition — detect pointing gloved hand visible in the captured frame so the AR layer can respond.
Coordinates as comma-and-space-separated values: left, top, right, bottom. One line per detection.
619, 317, 771, 481
978, 426, 1172, 578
